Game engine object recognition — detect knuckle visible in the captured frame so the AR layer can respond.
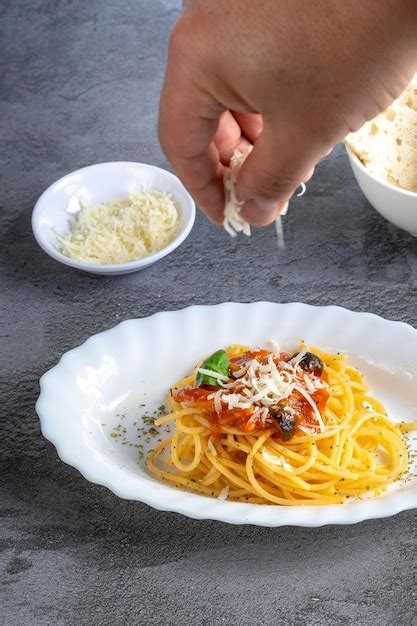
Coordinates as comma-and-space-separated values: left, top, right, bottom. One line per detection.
168, 20, 189, 58
168, 15, 201, 61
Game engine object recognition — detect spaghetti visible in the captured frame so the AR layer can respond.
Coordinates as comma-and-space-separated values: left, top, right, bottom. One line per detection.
147, 343, 417, 505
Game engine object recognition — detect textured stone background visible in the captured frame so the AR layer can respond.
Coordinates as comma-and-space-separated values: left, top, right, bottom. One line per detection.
1, 1, 416, 624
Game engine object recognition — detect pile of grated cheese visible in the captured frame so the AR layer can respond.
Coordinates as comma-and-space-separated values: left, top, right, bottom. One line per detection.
223, 147, 305, 249
202, 345, 327, 433
57, 188, 180, 265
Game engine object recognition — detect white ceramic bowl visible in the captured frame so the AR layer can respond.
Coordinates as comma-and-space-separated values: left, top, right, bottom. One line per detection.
32, 161, 196, 275
346, 146, 417, 237
36, 302, 417, 527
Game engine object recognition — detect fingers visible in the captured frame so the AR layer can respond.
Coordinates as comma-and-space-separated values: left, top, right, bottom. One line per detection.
159, 16, 323, 229
236, 122, 321, 226
213, 111, 263, 164
159, 87, 225, 222
232, 112, 263, 144
213, 111, 252, 164
242, 167, 314, 227
158, 26, 226, 223
243, 201, 287, 228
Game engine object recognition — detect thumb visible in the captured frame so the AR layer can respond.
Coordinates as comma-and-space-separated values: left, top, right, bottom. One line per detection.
235, 124, 319, 226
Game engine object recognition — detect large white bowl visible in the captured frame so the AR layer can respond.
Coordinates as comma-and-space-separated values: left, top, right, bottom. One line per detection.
32, 161, 196, 275
35, 302, 417, 527
346, 146, 417, 237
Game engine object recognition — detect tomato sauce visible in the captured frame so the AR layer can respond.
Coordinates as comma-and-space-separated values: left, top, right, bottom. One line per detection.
173, 349, 329, 437
229, 349, 292, 369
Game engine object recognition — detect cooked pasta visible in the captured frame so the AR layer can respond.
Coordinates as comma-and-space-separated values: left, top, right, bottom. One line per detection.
146, 343, 417, 505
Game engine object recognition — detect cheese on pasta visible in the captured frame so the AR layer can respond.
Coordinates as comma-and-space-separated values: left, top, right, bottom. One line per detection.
147, 343, 417, 505
57, 188, 179, 265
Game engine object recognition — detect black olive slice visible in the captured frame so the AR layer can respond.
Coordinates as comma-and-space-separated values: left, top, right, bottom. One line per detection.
298, 351, 324, 376
269, 405, 296, 441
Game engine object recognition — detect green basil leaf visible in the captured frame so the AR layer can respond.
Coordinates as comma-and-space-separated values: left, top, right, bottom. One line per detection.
196, 350, 229, 387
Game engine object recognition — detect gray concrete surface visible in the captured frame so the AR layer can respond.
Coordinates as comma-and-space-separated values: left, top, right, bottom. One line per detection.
1, 1, 416, 624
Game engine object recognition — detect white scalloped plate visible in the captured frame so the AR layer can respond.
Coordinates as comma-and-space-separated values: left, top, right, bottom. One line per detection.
36, 303, 417, 526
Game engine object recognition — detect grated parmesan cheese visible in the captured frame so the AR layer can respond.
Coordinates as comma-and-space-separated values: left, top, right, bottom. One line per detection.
267, 339, 281, 355
207, 438, 218, 457
217, 485, 230, 501
57, 188, 180, 265
197, 368, 230, 382
294, 384, 325, 432
214, 348, 327, 432
262, 448, 293, 471
223, 148, 252, 238
223, 148, 306, 248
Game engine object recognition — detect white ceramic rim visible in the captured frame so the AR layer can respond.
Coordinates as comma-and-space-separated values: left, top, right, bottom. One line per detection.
31, 161, 196, 273
36, 302, 417, 526
345, 144, 417, 199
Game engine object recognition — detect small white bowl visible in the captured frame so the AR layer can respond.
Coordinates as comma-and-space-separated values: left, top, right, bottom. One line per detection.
32, 161, 196, 275
346, 146, 417, 237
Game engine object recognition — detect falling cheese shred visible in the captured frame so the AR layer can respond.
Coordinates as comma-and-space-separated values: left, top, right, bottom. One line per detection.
57, 188, 180, 265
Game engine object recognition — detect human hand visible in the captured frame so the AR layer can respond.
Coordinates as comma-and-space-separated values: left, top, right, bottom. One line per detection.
159, 0, 417, 226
